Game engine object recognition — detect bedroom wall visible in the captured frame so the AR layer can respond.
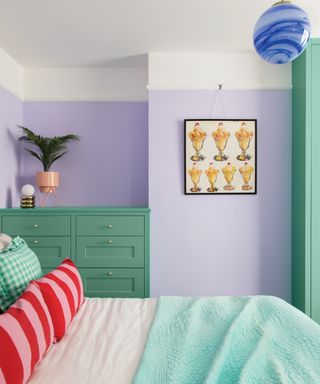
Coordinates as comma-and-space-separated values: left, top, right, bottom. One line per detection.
148, 89, 291, 301
0, 86, 23, 208
22, 101, 148, 206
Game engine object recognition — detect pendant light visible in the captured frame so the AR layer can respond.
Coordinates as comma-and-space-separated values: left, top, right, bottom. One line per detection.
253, 0, 311, 64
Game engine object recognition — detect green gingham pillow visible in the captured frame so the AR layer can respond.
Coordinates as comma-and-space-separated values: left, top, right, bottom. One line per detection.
0, 236, 42, 312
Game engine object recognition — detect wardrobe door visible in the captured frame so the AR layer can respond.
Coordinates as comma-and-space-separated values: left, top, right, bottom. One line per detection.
311, 42, 320, 323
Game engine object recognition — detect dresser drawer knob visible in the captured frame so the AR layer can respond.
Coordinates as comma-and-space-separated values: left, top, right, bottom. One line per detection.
107, 272, 112, 276
107, 224, 112, 229
107, 240, 112, 244
33, 240, 39, 244
33, 224, 39, 228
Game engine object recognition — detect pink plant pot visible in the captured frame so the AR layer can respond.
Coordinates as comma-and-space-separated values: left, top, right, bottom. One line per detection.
36, 171, 60, 193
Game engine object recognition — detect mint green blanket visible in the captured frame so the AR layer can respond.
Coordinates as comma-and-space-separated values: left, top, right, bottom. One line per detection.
134, 296, 320, 384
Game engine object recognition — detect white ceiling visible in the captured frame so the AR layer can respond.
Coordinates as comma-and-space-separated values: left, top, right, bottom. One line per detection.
0, 0, 319, 68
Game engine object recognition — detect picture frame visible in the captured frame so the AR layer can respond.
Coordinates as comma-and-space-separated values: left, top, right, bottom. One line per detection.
184, 119, 257, 195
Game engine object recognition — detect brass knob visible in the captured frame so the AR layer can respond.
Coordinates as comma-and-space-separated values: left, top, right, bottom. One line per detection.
33, 240, 39, 244
107, 224, 112, 229
107, 272, 112, 276
33, 224, 39, 228
107, 240, 112, 244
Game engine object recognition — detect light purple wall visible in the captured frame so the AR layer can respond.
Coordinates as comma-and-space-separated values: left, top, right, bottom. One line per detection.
149, 90, 291, 301
22, 102, 148, 206
0, 87, 292, 300
0, 87, 23, 208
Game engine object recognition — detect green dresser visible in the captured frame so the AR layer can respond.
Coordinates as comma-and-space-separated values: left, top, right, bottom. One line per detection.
0, 207, 150, 298
292, 38, 320, 323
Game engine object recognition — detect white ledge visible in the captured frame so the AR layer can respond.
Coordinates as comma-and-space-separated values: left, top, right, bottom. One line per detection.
147, 84, 292, 91
148, 53, 292, 91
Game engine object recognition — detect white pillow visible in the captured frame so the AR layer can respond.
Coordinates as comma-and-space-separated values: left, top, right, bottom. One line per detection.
0, 234, 12, 251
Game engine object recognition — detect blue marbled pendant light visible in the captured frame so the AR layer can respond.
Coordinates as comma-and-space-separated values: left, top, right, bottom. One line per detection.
253, 0, 311, 64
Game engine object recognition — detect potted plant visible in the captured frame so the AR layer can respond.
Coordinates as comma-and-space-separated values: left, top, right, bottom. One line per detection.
19, 127, 81, 193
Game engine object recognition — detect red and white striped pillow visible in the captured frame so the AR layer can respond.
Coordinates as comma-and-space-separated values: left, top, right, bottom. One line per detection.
35, 259, 84, 341
0, 281, 54, 384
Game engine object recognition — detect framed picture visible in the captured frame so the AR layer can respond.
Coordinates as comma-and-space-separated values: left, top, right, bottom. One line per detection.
184, 119, 257, 195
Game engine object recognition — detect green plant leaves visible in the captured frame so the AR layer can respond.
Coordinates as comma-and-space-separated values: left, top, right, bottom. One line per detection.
18, 126, 81, 171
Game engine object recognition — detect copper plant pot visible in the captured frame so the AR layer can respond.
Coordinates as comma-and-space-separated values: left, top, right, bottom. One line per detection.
36, 171, 60, 193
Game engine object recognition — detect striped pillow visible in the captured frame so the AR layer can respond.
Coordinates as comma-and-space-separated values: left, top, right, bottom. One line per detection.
35, 259, 84, 341
0, 281, 54, 384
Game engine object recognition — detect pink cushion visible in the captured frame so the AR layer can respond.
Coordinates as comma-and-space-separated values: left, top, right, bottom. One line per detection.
0, 281, 54, 384
35, 259, 84, 341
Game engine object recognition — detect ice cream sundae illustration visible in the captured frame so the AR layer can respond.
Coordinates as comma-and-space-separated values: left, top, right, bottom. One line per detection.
205, 162, 219, 192
222, 162, 236, 191
235, 122, 254, 161
239, 162, 254, 190
212, 122, 230, 161
188, 163, 202, 192
188, 122, 207, 161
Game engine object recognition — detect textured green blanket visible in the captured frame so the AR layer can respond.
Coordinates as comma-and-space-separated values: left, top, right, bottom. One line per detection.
134, 296, 320, 384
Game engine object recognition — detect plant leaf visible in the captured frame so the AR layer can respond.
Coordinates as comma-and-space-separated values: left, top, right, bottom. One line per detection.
18, 126, 80, 170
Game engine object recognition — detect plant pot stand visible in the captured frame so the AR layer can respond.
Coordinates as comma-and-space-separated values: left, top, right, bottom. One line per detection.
40, 187, 61, 208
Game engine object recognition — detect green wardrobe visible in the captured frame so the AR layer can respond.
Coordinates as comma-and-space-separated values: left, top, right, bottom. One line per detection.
292, 38, 320, 323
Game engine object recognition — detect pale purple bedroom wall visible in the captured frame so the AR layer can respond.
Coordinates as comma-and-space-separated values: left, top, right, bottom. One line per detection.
22, 102, 148, 206
149, 90, 291, 301
0, 87, 291, 300
0, 87, 23, 208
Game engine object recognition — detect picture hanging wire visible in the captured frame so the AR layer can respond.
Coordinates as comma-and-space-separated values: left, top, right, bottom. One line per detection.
208, 83, 228, 118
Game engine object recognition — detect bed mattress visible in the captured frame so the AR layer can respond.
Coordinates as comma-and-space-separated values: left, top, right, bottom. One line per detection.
29, 297, 157, 384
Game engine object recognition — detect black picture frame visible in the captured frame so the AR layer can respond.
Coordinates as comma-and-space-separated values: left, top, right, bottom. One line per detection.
184, 119, 257, 195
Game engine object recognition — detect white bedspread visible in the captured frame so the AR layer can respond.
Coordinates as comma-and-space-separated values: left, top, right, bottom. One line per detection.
29, 297, 157, 384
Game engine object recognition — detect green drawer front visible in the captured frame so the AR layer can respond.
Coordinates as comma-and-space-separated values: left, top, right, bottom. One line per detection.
79, 268, 145, 298
2, 215, 71, 236
41, 268, 52, 276
76, 215, 144, 236
76, 236, 144, 267
24, 237, 71, 269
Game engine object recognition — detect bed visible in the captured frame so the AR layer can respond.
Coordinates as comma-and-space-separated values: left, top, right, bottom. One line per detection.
28, 298, 157, 384
1, 239, 320, 384
28, 295, 320, 384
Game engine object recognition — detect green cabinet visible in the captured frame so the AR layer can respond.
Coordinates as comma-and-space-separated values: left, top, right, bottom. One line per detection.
76, 236, 145, 267
79, 268, 145, 298
292, 38, 320, 323
23, 237, 71, 268
0, 207, 150, 298
2, 215, 71, 236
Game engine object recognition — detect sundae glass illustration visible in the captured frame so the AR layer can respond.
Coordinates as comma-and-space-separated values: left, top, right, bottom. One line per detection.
188, 163, 202, 192
212, 122, 230, 161
205, 162, 219, 192
222, 162, 236, 191
239, 162, 254, 190
188, 122, 207, 161
235, 122, 254, 161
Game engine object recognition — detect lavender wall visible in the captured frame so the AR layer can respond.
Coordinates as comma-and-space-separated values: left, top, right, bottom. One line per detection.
149, 90, 291, 301
0, 87, 23, 208
0, 87, 292, 300
23, 102, 148, 206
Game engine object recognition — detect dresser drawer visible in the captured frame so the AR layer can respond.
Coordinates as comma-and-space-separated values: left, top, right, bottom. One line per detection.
76, 215, 144, 236
79, 268, 145, 298
76, 236, 144, 267
2, 215, 71, 236
24, 237, 71, 269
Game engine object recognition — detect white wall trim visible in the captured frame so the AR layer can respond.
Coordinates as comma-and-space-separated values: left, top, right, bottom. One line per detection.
0, 47, 23, 99
0, 48, 292, 100
23, 68, 148, 102
147, 84, 292, 91
148, 52, 292, 91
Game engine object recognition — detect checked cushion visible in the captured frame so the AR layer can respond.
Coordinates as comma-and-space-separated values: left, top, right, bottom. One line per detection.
0, 237, 42, 312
